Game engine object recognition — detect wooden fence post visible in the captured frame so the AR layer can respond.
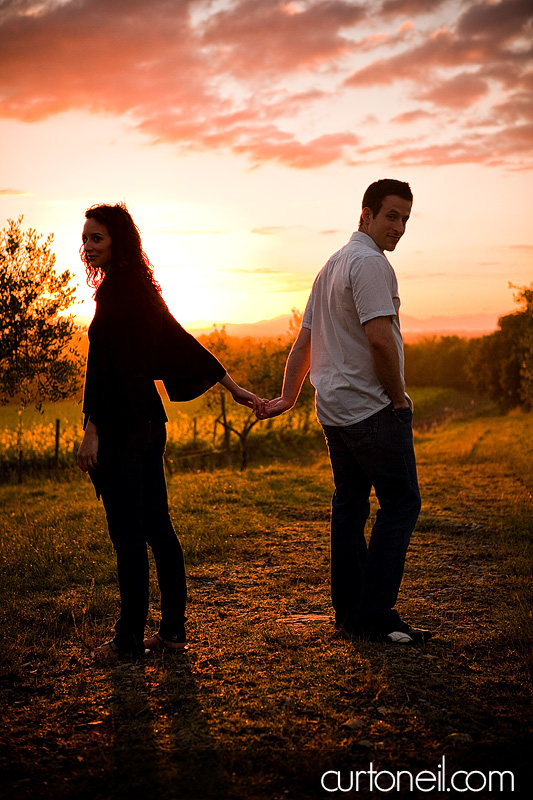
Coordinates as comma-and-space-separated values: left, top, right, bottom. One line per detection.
54, 419, 60, 466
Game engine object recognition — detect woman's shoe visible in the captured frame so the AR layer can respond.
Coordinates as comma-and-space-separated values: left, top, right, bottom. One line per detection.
92, 639, 148, 661
144, 633, 188, 653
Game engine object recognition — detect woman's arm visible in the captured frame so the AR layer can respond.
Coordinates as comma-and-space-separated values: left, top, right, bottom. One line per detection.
77, 419, 99, 473
219, 373, 266, 416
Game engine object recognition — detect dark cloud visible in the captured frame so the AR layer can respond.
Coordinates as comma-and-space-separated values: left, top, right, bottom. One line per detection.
457, 0, 532, 43
202, 0, 366, 76
345, 1, 532, 86
345, 29, 484, 87
379, 0, 451, 17
345, 0, 533, 167
0, 0, 364, 167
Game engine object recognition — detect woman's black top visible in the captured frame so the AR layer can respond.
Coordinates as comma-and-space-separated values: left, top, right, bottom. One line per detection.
82, 268, 226, 433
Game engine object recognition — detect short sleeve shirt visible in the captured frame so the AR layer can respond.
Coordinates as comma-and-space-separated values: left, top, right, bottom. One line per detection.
302, 231, 404, 426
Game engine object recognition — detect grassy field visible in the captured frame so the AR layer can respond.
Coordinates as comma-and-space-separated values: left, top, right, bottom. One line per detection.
0, 407, 531, 798
0, 387, 482, 479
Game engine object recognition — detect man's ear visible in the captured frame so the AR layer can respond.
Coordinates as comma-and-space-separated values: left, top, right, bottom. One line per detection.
361, 207, 373, 225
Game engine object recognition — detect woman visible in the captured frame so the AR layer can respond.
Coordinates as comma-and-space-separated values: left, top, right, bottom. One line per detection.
77, 203, 263, 661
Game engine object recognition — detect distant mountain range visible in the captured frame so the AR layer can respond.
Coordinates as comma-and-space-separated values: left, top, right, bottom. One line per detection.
189, 312, 503, 340
75, 311, 503, 341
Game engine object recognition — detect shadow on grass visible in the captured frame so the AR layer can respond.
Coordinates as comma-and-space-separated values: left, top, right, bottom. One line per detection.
103, 655, 231, 800
0, 653, 232, 800
320, 637, 528, 798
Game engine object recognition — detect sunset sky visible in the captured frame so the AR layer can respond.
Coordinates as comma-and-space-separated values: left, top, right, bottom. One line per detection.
1, 0, 531, 331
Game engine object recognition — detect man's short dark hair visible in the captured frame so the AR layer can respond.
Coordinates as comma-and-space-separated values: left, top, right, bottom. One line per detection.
361, 179, 413, 219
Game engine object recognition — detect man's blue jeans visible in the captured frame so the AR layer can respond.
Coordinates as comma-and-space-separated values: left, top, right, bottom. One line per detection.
94, 421, 186, 654
322, 404, 421, 633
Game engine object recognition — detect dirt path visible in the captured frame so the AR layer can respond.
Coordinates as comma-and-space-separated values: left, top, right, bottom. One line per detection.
1, 417, 531, 799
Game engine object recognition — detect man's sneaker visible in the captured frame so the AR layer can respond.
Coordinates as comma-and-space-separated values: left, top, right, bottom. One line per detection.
381, 621, 432, 644
335, 619, 432, 644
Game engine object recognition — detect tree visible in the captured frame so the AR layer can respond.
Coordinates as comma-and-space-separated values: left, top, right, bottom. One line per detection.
514, 284, 533, 409
466, 284, 533, 411
200, 326, 292, 469
404, 335, 473, 391
0, 216, 83, 410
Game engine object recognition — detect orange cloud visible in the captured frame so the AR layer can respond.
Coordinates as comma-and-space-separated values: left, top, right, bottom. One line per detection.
391, 109, 435, 124
414, 73, 489, 110
0, 0, 362, 170
0, 0, 207, 122
0, 0, 531, 170
387, 122, 533, 167
232, 129, 361, 169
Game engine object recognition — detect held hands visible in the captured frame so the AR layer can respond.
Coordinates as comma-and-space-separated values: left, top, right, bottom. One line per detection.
230, 384, 268, 416
256, 396, 293, 420
220, 373, 267, 416
220, 375, 295, 419
233, 392, 292, 420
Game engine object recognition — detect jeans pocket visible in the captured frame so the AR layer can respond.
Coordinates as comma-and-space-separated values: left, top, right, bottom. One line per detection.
392, 407, 413, 423
338, 417, 377, 451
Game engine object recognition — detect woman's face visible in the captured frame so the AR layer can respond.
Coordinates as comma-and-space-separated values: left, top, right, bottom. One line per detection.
82, 218, 112, 272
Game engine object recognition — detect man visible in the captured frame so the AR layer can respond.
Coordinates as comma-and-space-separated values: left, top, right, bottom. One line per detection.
263, 179, 431, 644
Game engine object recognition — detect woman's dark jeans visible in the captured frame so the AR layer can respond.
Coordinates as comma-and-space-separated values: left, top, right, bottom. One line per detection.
323, 404, 421, 633
94, 421, 186, 654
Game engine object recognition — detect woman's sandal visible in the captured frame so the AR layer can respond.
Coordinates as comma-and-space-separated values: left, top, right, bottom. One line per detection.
92, 640, 147, 662
144, 633, 188, 653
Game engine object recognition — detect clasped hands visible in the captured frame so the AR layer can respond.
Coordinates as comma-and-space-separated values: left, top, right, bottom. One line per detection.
220, 374, 290, 420
255, 396, 292, 419
233, 388, 292, 420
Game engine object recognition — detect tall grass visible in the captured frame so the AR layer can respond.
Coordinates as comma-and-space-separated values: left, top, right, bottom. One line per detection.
0, 387, 483, 481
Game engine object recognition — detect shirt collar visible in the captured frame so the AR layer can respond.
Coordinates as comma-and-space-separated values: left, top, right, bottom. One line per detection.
349, 231, 383, 254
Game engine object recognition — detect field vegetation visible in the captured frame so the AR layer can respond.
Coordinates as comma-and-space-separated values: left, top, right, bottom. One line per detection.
1, 279, 531, 480
0, 385, 483, 481
1, 256, 531, 795
0, 402, 531, 799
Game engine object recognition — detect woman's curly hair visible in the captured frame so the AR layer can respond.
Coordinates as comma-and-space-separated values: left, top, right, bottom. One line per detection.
82, 202, 162, 297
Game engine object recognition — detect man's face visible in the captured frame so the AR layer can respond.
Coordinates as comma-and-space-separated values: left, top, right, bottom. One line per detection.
362, 195, 412, 252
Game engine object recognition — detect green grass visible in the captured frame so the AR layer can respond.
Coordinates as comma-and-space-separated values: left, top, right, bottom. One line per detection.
0, 387, 477, 430
0, 408, 531, 798
0, 390, 207, 431
0, 387, 483, 483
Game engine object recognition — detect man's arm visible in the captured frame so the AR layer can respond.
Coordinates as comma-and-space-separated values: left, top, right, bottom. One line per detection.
364, 316, 409, 408
262, 326, 311, 418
